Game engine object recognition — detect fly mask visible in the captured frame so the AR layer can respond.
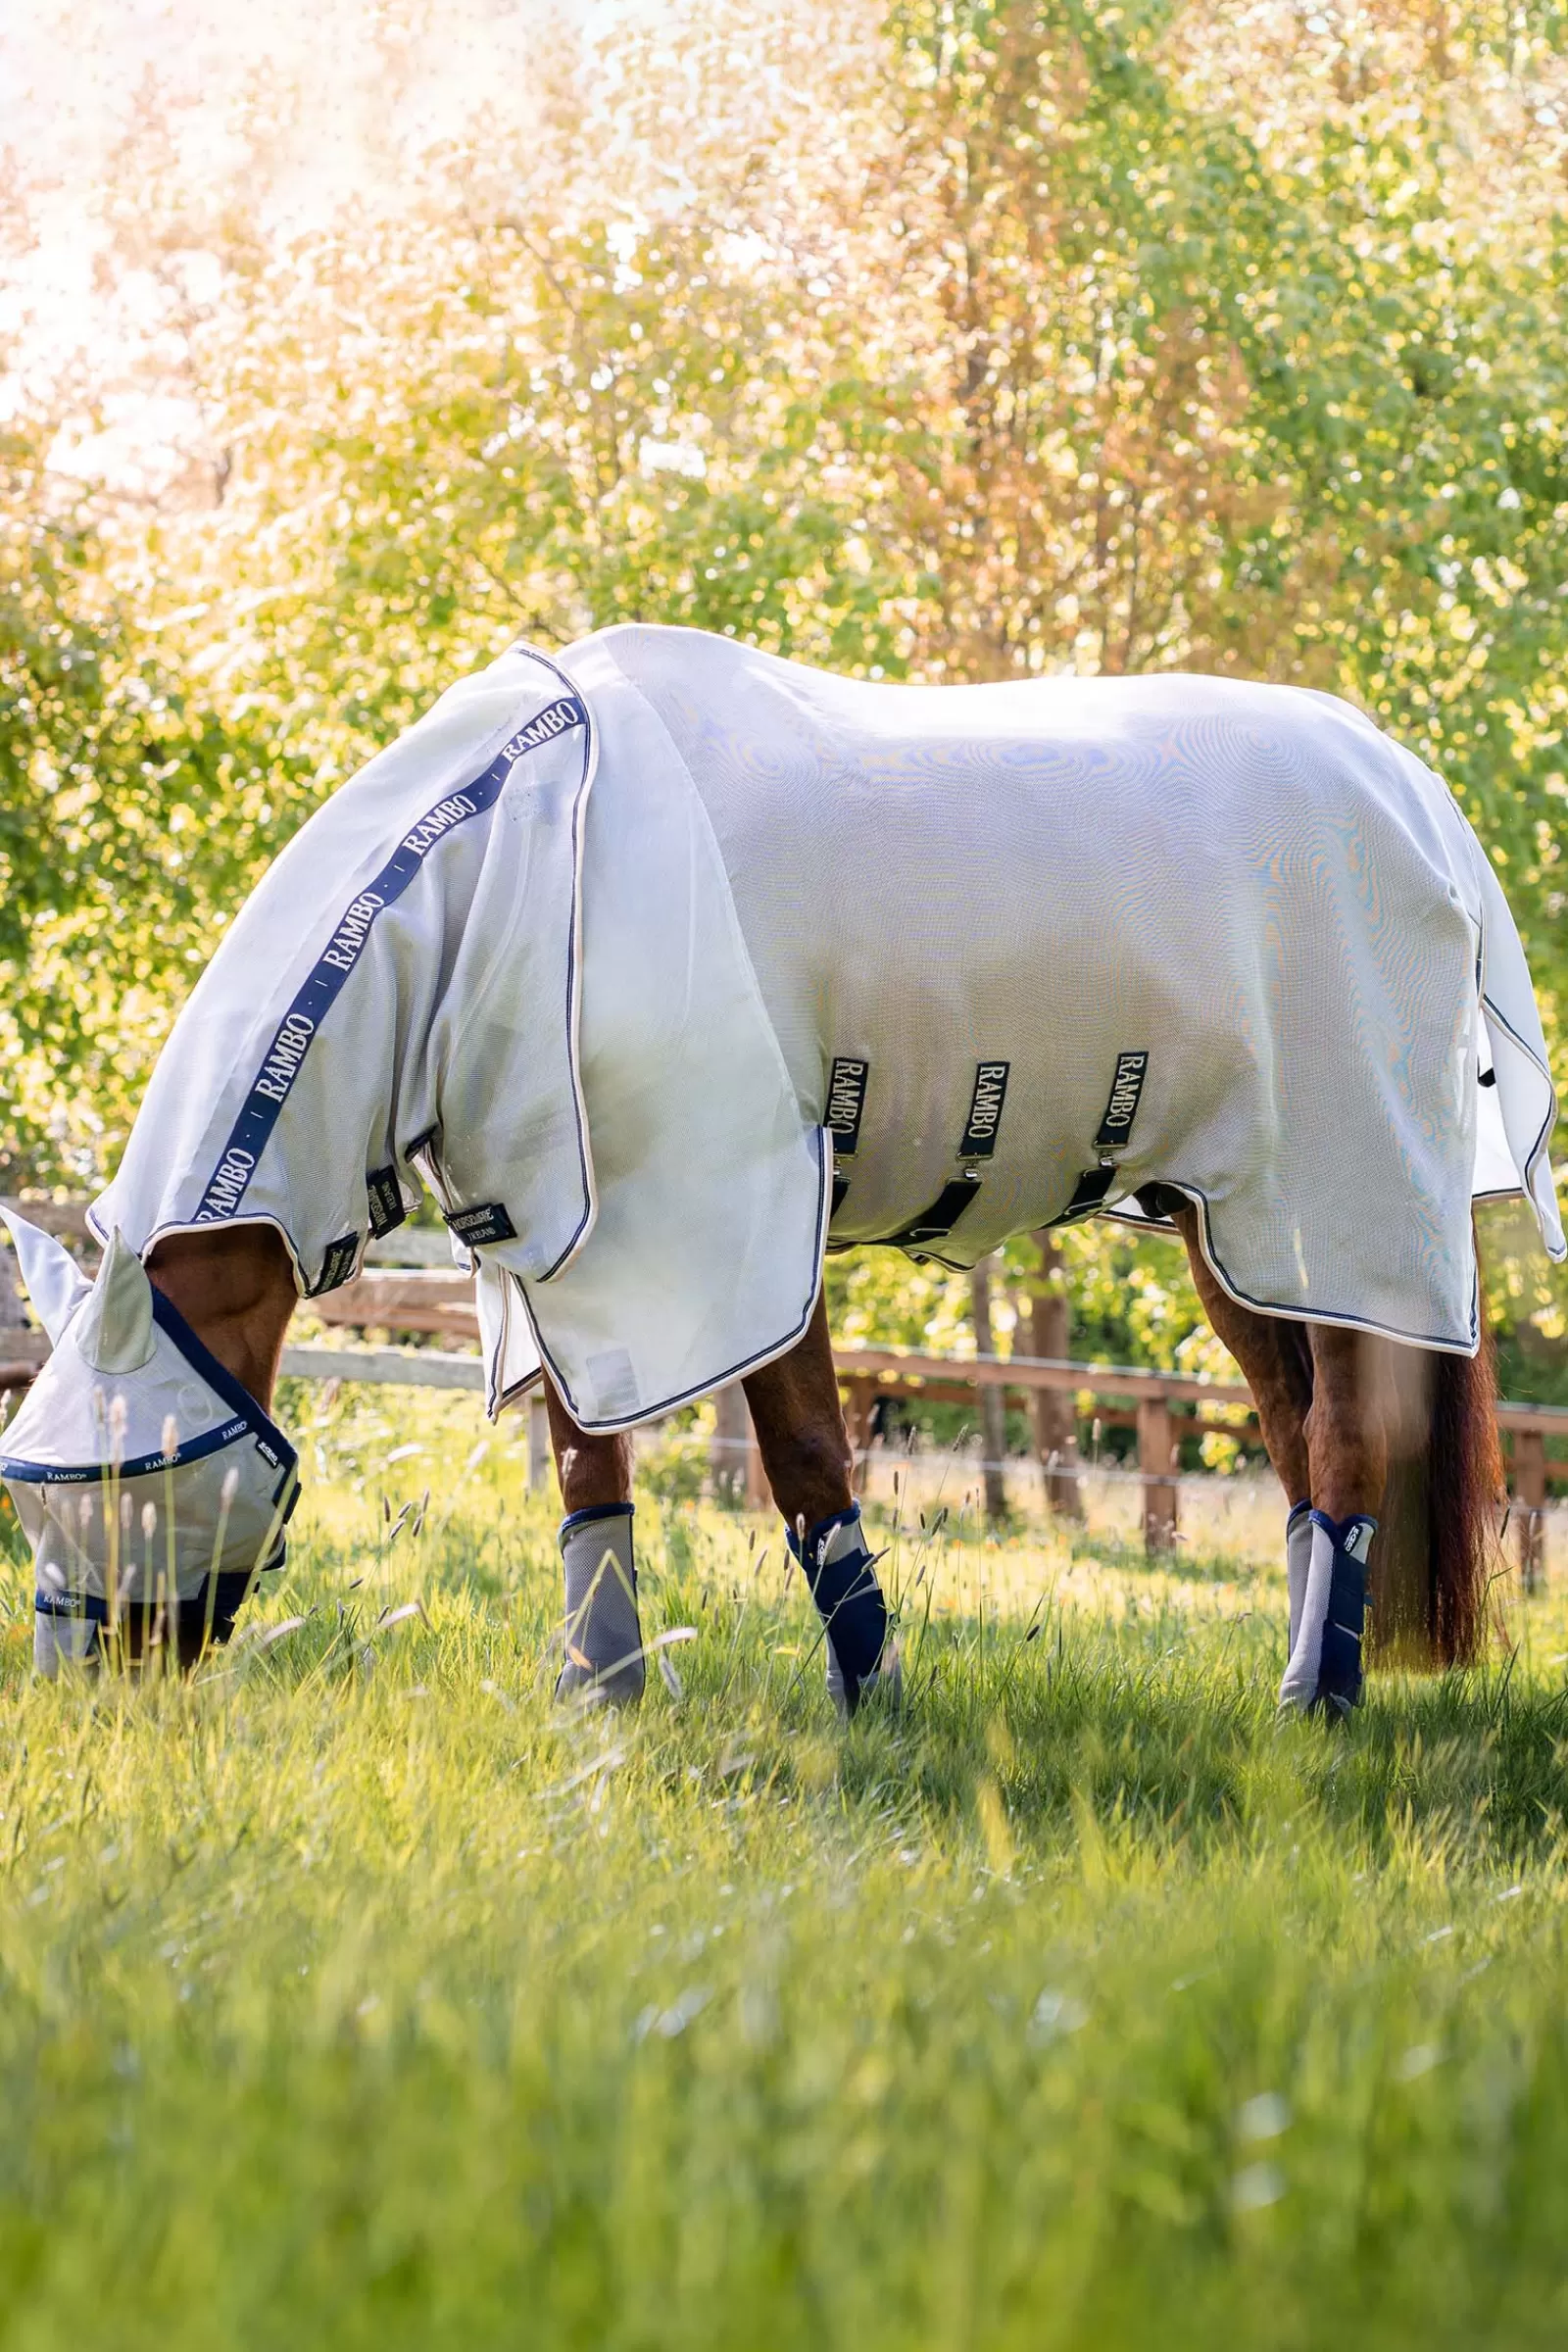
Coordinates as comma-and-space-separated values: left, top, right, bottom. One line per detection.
0, 1212, 298, 1663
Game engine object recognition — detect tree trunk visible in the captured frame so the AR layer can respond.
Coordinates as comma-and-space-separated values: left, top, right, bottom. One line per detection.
1029, 1230, 1084, 1519
968, 1256, 1009, 1523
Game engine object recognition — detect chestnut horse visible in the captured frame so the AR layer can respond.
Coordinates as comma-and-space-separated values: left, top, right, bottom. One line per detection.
137, 1201, 1501, 1708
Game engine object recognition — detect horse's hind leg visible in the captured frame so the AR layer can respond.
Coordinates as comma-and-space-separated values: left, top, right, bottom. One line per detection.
744, 1290, 894, 1716
1172, 1208, 1318, 1630
543, 1378, 645, 1705
1279, 1323, 1392, 1716
1170, 1208, 1328, 1695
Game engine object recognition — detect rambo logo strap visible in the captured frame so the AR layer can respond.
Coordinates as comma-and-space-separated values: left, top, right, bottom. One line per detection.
1052, 1049, 1152, 1228
863, 1061, 1011, 1254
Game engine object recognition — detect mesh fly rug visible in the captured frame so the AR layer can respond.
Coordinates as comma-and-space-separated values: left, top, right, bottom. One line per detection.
93, 625, 1564, 1430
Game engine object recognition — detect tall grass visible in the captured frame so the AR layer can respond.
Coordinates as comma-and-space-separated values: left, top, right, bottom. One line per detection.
3, 1390, 1567, 2349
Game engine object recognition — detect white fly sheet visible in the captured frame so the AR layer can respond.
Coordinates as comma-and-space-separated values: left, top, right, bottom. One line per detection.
93, 625, 1563, 1430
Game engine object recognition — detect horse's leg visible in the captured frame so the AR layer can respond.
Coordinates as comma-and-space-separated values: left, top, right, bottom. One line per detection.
743, 1290, 894, 1715
1279, 1322, 1391, 1715
1171, 1208, 1319, 1662
542, 1377, 644, 1704
134, 1226, 297, 1670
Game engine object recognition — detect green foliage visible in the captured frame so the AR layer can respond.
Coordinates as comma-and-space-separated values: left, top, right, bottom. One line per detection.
8, 0, 1568, 1356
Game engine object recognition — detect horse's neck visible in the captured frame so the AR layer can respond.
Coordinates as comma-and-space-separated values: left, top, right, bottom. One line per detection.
145, 1225, 297, 1406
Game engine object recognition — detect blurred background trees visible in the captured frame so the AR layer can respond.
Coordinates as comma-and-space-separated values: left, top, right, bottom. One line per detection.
5, 0, 1568, 1382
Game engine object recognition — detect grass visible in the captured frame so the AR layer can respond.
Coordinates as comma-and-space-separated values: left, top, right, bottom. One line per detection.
4, 1386, 1568, 2349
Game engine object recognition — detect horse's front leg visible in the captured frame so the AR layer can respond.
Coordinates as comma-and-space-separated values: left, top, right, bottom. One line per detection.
542, 1378, 644, 1704
743, 1292, 896, 1716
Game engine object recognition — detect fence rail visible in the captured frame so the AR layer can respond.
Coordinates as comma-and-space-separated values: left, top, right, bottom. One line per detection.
5, 1218, 1566, 1564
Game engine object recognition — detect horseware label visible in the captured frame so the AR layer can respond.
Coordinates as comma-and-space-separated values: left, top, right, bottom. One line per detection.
366, 1165, 406, 1238
446, 1200, 517, 1248
959, 1061, 1010, 1159
826, 1056, 869, 1156
1095, 1051, 1150, 1152
192, 693, 588, 1224
307, 1232, 361, 1296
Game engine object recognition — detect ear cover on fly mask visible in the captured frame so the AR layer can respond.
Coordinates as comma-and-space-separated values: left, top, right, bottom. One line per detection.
1, 1208, 93, 1348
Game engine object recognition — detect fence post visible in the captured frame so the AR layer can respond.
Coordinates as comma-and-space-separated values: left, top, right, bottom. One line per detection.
746, 1403, 770, 1510
1137, 1395, 1178, 1554
1029, 1229, 1084, 1518
711, 1383, 750, 1505
968, 1256, 1009, 1523
1514, 1427, 1547, 1592
847, 1378, 875, 1496
527, 1391, 552, 1496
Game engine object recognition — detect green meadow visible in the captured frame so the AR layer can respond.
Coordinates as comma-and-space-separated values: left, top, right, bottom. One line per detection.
4, 1386, 1568, 2351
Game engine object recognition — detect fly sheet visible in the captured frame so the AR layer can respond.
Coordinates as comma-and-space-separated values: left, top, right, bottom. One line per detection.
92, 624, 1564, 1430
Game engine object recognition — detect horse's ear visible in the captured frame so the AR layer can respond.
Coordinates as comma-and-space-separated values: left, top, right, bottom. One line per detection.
1, 1208, 93, 1346
74, 1229, 157, 1374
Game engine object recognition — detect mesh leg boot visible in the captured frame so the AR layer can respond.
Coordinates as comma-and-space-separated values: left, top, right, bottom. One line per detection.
1285, 1500, 1313, 1658
556, 1503, 646, 1706
1278, 1510, 1374, 1720
788, 1502, 897, 1718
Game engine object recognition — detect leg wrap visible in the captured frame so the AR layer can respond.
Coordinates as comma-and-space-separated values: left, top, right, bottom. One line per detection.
1278, 1510, 1375, 1718
557, 1504, 645, 1706
787, 1502, 890, 1717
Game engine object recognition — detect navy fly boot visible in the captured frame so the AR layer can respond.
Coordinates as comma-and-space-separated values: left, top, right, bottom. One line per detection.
787, 1501, 898, 1717
1278, 1509, 1375, 1719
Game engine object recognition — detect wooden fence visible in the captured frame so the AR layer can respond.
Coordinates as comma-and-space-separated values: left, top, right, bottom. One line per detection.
5, 1215, 1567, 1566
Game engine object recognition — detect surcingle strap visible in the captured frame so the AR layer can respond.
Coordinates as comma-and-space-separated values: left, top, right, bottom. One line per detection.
876, 1061, 1012, 1257
880, 1172, 983, 1251
1052, 1049, 1150, 1228
825, 1056, 869, 1248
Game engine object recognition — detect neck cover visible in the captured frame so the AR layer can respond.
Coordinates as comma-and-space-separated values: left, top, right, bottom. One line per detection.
0, 1213, 297, 1618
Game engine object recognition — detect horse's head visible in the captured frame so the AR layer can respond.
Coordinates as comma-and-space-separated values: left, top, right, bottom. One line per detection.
1, 1211, 298, 1657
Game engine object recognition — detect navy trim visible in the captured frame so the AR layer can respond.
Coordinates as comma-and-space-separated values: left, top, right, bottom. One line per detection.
36, 1565, 275, 1629
1100, 1178, 1483, 1358
35, 1589, 110, 1624
1307, 1507, 1377, 1548
1, 1290, 299, 1498
1482, 991, 1559, 1196
3, 1418, 249, 1487
560, 1502, 634, 1535
151, 1290, 298, 1482
191, 686, 588, 1229
785, 1500, 862, 1563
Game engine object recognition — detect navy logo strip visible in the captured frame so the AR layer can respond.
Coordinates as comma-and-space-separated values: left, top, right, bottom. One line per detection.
1094, 1051, 1149, 1152
193, 696, 586, 1225
959, 1060, 1009, 1159
826, 1056, 870, 1157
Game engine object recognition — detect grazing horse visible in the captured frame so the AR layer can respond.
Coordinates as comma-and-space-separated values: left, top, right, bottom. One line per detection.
4, 626, 1561, 1716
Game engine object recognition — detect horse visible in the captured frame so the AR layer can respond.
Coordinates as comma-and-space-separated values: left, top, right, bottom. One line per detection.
4, 624, 1561, 1716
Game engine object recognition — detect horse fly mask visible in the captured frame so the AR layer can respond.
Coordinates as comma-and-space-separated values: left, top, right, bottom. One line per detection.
1, 1214, 297, 1669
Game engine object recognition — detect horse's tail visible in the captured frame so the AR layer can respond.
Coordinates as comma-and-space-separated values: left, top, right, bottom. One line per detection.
1372, 1229, 1504, 1668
